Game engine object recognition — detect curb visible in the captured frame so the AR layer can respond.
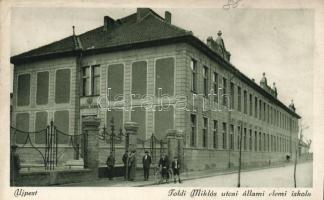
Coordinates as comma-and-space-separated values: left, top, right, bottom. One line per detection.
135, 160, 312, 187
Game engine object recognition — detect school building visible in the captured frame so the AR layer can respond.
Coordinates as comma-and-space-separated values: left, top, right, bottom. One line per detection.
10, 8, 300, 171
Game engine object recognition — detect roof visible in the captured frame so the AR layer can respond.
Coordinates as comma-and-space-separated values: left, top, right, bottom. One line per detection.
11, 10, 191, 62
10, 8, 301, 119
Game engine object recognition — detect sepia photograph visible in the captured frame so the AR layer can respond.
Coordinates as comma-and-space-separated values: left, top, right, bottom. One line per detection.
1, 1, 323, 199
8, 6, 314, 189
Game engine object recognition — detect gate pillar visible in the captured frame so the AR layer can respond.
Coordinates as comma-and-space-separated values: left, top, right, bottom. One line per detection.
82, 116, 100, 173
166, 129, 184, 170
124, 122, 138, 152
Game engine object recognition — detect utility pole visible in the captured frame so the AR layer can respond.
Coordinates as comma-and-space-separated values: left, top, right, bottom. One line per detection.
237, 120, 243, 187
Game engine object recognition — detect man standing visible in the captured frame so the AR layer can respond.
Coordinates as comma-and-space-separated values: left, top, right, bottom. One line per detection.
142, 150, 152, 181
10, 145, 20, 186
106, 153, 115, 180
122, 151, 129, 180
158, 152, 169, 183
171, 156, 182, 183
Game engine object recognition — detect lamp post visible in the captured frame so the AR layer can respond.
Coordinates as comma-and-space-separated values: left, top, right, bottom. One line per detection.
227, 74, 235, 169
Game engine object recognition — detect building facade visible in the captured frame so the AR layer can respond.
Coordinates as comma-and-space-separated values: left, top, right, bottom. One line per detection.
11, 8, 300, 171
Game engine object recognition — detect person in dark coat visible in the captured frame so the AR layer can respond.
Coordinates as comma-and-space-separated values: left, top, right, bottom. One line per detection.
142, 150, 152, 181
128, 150, 137, 181
106, 153, 115, 180
10, 145, 20, 186
171, 156, 182, 183
158, 153, 169, 183
122, 151, 129, 180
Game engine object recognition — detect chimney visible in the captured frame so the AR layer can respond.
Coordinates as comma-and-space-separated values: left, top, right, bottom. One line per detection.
137, 8, 150, 21
165, 11, 171, 24
103, 16, 115, 31
206, 36, 214, 48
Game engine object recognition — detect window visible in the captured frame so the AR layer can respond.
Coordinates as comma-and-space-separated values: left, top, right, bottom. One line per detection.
230, 82, 234, 109
203, 66, 208, 97
222, 122, 227, 149
108, 64, 124, 101
203, 117, 208, 147
213, 73, 218, 102
15, 113, 30, 144
274, 136, 277, 152
55, 69, 70, 103
92, 65, 100, 96
263, 133, 266, 151
54, 110, 69, 143
243, 90, 247, 114
156, 58, 174, 96
267, 134, 270, 152
254, 131, 258, 151
237, 126, 241, 149
243, 128, 247, 150
35, 112, 48, 144
131, 107, 146, 140
249, 94, 253, 116
82, 66, 90, 96
254, 97, 258, 118
132, 61, 147, 96
213, 120, 218, 148
259, 100, 262, 120
237, 86, 241, 111
249, 129, 252, 151
155, 107, 174, 139
106, 109, 123, 134
36, 72, 49, 105
271, 135, 273, 152
259, 132, 262, 151
17, 74, 30, 106
230, 124, 234, 150
191, 114, 196, 146
222, 78, 227, 106
263, 102, 266, 122
191, 59, 197, 93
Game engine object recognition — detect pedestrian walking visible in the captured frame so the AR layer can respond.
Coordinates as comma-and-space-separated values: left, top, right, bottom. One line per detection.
106, 153, 115, 180
171, 156, 182, 183
142, 150, 152, 181
10, 145, 20, 186
128, 150, 137, 181
158, 152, 169, 183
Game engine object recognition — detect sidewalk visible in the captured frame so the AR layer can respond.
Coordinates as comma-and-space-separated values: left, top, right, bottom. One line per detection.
62, 160, 312, 187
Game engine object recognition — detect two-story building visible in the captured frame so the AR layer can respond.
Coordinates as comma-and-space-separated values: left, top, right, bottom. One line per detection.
10, 8, 300, 171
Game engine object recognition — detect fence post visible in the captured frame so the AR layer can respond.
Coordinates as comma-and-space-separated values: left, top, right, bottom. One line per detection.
82, 116, 100, 175
166, 129, 184, 170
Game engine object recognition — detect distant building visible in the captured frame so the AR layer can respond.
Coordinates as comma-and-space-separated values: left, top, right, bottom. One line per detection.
10, 8, 301, 170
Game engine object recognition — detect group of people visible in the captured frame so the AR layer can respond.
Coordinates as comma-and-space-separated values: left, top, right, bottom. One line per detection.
107, 150, 182, 184
158, 153, 182, 184
106, 150, 137, 181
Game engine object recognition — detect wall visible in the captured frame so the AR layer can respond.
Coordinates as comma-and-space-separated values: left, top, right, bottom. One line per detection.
15, 169, 93, 186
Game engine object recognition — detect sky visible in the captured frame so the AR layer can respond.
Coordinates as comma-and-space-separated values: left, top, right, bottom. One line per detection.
10, 7, 314, 143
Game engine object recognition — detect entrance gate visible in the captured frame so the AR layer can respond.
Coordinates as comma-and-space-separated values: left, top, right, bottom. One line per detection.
10, 121, 86, 171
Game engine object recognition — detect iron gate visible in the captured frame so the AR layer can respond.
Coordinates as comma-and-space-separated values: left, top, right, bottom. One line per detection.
10, 121, 86, 170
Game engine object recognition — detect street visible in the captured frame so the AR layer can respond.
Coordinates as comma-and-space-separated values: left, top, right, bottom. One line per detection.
154, 162, 312, 187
